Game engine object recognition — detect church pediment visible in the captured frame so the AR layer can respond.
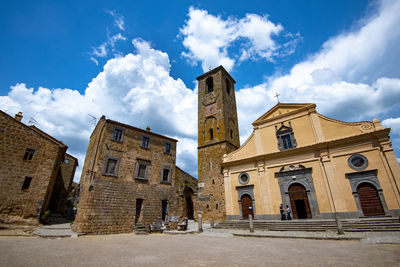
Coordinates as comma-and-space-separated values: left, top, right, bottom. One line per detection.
252, 103, 315, 126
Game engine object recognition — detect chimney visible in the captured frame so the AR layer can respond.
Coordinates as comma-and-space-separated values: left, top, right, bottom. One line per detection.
146, 126, 151, 132
14, 112, 23, 122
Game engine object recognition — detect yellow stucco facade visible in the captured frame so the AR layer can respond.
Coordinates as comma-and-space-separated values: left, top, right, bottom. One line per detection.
222, 103, 400, 220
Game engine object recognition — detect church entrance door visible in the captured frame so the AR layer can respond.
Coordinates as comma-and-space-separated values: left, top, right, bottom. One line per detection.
289, 183, 312, 219
241, 194, 254, 220
357, 183, 384, 216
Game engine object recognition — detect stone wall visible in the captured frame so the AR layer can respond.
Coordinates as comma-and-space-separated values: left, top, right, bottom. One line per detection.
0, 111, 65, 221
74, 117, 180, 234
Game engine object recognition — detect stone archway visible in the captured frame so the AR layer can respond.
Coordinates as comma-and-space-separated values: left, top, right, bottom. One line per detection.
357, 183, 385, 216
241, 194, 254, 220
288, 183, 312, 219
183, 186, 194, 219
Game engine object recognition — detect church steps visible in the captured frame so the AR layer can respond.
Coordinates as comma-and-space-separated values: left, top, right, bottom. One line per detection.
215, 218, 400, 232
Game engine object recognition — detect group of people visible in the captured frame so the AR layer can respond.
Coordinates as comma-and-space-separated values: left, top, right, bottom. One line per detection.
279, 204, 292, 220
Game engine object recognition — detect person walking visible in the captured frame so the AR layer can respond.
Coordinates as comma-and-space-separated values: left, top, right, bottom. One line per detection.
286, 205, 292, 220
280, 204, 285, 220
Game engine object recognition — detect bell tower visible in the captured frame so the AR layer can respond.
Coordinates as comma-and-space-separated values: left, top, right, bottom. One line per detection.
197, 66, 240, 222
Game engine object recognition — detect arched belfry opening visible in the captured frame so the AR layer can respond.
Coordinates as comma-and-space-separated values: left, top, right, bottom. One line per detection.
206, 77, 214, 93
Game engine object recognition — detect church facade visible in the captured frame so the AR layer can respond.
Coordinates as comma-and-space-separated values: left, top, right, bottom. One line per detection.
222, 103, 400, 220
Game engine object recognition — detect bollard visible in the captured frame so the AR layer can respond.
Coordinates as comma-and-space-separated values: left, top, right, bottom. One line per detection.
198, 213, 203, 232
249, 214, 254, 233
210, 219, 214, 228
334, 212, 344, 235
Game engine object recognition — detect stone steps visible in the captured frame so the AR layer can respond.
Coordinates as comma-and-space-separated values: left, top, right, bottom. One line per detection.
215, 218, 400, 232
134, 222, 149, 235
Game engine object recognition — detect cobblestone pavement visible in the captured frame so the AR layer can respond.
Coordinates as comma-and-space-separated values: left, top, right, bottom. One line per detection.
1, 233, 399, 266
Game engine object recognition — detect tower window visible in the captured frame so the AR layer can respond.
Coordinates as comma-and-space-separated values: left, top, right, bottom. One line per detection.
23, 148, 35, 161
209, 128, 214, 140
230, 129, 233, 139
226, 78, 230, 94
206, 77, 213, 93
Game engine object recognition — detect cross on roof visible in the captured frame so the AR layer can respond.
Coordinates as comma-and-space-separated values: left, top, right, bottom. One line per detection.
274, 92, 280, 103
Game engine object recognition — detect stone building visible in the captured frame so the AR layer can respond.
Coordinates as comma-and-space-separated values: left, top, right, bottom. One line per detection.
222, 103, 400, 220
0, 110, 77, 223
197, 66, 240, 222
73, 116, 197, 234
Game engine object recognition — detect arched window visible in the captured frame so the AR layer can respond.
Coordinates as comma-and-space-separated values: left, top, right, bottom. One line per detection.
226, 78, 230, 94
209, 128, 214, 140
206, 77, 213, 93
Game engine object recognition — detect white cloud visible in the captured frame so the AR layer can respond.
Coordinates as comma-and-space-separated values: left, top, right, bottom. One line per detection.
0, 39, 198, 180
235, 0, 400, 141
180, 7, 298, 72
109, 33, 127, 47
107, 10, 125, 31
92, 43, 107, 57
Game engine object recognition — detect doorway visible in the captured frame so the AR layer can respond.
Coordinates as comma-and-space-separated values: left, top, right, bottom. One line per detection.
289, 183, 312, 219
183, 187, 194, 219
357, 183, 385, 216
135, 199, 143, 224
241, 194, 254, 220
162, 200, 168, 221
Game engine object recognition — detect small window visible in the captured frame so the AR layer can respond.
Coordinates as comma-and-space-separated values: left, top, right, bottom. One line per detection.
216, 203, 219, 210
136, 160, 150, 180
230, 129, 233, 139
209, 128, 214, 140
112, 127, 124, 142
161, 167, 171, 184
142, 135, 150, 148
238, 172, 250, 185
23, 148, 35, 161
348, 154, 368, 171
206, 77, 213, 93
281, 134, 293, 150
22, 177, 32, 191
104, 157, 119, 176
226, 78, 230, 94
164, 142, 171, 154
65, 159, 69, 164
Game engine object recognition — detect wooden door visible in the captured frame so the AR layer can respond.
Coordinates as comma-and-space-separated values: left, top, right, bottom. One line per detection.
289, 184, 312, 219
358, 183, 384, 216
241, 194, 254, 220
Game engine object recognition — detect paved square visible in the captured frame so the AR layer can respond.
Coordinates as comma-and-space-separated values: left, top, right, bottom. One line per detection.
1, 233, 399, 266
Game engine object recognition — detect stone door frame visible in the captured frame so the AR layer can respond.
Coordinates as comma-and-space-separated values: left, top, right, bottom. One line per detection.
346, 170, 389, 217
235, 185, 256, 219
276, 167, 320, 219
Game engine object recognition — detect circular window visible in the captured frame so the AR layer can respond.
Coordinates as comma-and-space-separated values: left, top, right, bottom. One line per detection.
348, 154, 368, 171
238, 172, 250, 185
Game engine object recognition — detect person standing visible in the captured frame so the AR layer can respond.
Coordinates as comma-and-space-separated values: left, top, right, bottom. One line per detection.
286, 205, 292, 220
280, 204, 285, 220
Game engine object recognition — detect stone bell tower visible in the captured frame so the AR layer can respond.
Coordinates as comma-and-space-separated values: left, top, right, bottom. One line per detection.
197, 66, 240, 222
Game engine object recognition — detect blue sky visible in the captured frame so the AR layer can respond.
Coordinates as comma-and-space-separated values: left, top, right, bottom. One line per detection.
1, 0, 400, 180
